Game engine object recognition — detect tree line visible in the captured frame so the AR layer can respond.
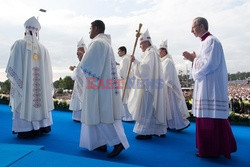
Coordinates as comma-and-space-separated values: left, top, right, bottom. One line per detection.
228, 72, 250, 81
0, 76, 74, 94
1, 72, 250, 94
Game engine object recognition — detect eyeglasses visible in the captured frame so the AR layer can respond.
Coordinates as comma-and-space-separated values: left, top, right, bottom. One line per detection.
192, 24, 200, 29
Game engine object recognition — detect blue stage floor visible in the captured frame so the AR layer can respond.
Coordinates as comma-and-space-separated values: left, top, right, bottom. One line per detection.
0, 104, 249, 167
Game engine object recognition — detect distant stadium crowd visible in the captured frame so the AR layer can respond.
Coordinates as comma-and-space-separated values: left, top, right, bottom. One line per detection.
182, 82, 250, 114
228, 83, 250, 114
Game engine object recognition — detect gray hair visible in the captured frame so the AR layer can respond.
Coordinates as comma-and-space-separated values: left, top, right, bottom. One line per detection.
194, 17, 209, 31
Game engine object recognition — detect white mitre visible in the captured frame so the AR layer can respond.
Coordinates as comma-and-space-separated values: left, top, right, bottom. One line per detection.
24, 16, 41, 34
139, 29, 152, 44
77, 38, 87, 51
160, 40, 168, 50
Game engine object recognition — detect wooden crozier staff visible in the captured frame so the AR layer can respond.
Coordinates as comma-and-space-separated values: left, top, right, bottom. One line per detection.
122, 23, 143, 101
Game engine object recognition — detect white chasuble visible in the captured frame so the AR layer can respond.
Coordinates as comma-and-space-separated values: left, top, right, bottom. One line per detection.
128, 46, 166, 125
161, 55, 189, 119
78, 33, 124, 125
6, 34, 54, 122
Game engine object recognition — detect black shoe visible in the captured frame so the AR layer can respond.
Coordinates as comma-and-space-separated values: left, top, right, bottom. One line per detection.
40, 126, 51, 133
94, 145, 107, 152
176, 123, 190, 131
33, 129, 43, 137
17, 132, 29, 139
17, 131, 36, 139
159, 134, 166, 138
167, 128, 176, 131
135, 135, 152, 140
153, 134, 166, 138
107, 143, 124, 158
195, 152, 220, 158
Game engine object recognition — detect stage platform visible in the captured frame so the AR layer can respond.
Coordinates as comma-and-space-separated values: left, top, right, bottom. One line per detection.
0, 144, 138, 167
0, 104, 249, 167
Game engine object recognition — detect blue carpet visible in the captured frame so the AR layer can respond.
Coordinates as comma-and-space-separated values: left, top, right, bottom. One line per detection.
0, 144, 43, 167
0, 104, 250, 167
10, 150, 139, 167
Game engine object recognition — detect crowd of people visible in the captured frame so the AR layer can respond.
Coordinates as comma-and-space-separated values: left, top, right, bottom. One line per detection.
228, 83, 250, 114
182, 83, 250, 114
5, 16, 237, 159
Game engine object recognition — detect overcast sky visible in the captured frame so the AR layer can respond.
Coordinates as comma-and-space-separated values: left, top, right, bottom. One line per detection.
0, 0, 249, 81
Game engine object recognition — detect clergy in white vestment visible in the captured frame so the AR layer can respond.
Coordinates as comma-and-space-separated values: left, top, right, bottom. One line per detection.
183, 17, 236, 158
159, 40, 190, 131
6, 16, 54, 139
69, 38, 87, 122
128, 30, 167, 140
77, 20, 129, 158
116, 46, 134, 121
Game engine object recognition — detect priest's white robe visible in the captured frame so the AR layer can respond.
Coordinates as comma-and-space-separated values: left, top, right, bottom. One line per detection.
69, 64, 82, 121
192, 34, 229, 119
192, 32, 237, 158
6, 34, 54, 132
117, 54, 133, 121
77, 33, 129, 150
160, 55, 190, 130
128, 46, 167, 135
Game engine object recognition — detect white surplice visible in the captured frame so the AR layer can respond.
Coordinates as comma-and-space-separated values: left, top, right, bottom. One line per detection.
128, 46, 167, 135
117, 54, 133, 121
77, 33, 129, 150
192, 34, 229, 119
6, 34, 54, 132
161, 55, 190, 130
